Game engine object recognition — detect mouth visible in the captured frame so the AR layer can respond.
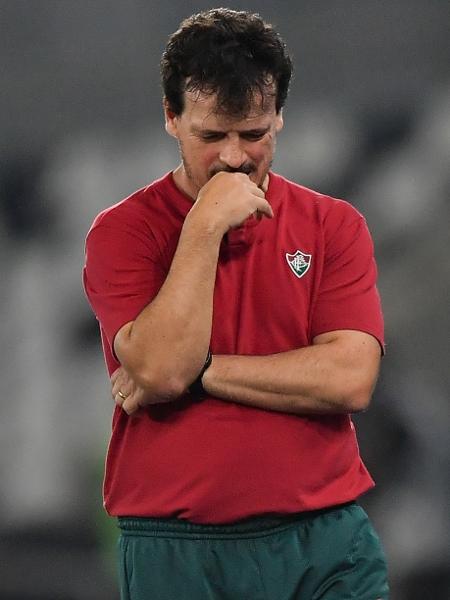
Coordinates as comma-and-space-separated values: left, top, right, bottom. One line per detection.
209, 164, 255, 178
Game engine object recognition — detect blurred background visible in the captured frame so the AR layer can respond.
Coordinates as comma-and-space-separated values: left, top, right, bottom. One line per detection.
1, 1, 449, 598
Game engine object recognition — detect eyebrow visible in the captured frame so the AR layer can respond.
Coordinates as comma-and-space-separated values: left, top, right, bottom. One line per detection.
192, 126, 270, 135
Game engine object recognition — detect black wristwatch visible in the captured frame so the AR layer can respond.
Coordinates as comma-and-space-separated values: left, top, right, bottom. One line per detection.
189, 350, 212, 397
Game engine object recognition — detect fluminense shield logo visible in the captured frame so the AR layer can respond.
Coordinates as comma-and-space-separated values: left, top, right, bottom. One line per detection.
285, 249, 312, 279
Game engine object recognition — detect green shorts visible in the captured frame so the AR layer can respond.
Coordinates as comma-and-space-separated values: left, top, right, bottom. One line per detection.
117, 502, 389, 599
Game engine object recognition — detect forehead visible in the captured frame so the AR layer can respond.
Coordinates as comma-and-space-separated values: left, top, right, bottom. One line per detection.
182, 90, 277, 130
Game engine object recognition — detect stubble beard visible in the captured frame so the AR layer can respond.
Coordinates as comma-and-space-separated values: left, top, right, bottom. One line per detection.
179, 144, 273, 196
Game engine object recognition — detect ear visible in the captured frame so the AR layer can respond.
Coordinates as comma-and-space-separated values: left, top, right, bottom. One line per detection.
275, 109, 284, 133
163, 98, 179, 138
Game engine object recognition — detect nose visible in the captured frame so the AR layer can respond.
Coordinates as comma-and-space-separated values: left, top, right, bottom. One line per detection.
219, 138, 247, 169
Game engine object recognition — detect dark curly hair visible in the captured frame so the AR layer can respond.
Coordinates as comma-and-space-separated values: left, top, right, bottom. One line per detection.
160, 8, 293, 117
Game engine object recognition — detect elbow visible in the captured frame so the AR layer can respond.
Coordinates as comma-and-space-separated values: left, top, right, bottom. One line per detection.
137, 370, 187, 401
344, 381, 374, 413
346, 391, 371, 413
340, 364, 379, 413
115, 330, 187, 400
119, 354, 190, 401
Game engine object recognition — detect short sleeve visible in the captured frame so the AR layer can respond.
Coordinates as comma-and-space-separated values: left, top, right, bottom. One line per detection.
310, 208, 384, 352
83, 222, 167, 353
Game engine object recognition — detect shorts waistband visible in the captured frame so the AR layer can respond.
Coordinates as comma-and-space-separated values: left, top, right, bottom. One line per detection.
118, 502, 355, 540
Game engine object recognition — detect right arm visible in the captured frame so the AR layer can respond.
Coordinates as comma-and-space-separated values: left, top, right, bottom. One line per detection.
113, 172, 273, 409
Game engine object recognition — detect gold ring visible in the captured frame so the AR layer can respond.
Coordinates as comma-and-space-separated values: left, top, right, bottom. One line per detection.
117, 390, 127, 400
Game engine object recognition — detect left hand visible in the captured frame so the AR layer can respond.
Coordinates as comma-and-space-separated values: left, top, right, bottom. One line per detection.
111, 367, 155, 415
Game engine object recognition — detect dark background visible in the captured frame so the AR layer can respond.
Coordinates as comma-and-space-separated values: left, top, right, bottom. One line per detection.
1, 1, 449, 598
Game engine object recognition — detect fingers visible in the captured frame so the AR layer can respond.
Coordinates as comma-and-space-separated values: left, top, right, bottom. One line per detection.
250, 193, 273, 219
122, 395, 140, 415
255, 199, 274, 218
110, 367, 121, 386
113, 388, 128, 408
111, 369, 125, 399
110, 368, 148, 415
115, 390, 140, 416
248, 182, 266, 198
194, 171, 274, 232
233, 176, 274, 218
111, 367, 134, 404
114, 385, 138, 415
121, 387, 152, 416
111, 373, 173, 415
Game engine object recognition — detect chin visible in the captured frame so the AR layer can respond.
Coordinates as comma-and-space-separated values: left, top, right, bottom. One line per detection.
253, 172, 268, 189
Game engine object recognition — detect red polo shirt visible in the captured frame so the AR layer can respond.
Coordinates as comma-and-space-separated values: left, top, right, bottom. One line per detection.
83, 171, 384, 524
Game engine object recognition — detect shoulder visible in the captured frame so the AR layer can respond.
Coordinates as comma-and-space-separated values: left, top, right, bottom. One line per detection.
84, 173, 183, 255
270, 171, 365, 228
88, 173, 172, 237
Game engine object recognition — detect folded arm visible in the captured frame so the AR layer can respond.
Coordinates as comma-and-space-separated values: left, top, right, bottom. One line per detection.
202, 330, 381, 415
112, 172, 273, 410
113, 329, 381, 415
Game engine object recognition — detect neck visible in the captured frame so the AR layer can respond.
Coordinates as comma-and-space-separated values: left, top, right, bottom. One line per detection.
172, 164, 198, 201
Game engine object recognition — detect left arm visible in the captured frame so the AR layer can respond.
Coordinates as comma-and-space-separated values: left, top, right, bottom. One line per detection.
202, 329, 381, 415
111, 329, 380, 415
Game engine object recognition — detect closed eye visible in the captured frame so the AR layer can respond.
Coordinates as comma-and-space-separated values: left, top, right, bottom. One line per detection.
196, 129, 269, 142
241, 131, 267, 141
200, 132, 226, 142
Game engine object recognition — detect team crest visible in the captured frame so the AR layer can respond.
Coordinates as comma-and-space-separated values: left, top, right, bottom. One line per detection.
285, 249, 312, 279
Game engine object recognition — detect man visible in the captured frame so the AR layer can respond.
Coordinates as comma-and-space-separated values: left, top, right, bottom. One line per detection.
83, 8, 389, 599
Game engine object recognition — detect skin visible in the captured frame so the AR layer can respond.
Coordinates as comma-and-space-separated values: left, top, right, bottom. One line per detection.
167, 88, 283, 198
111, 89, 381, 415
